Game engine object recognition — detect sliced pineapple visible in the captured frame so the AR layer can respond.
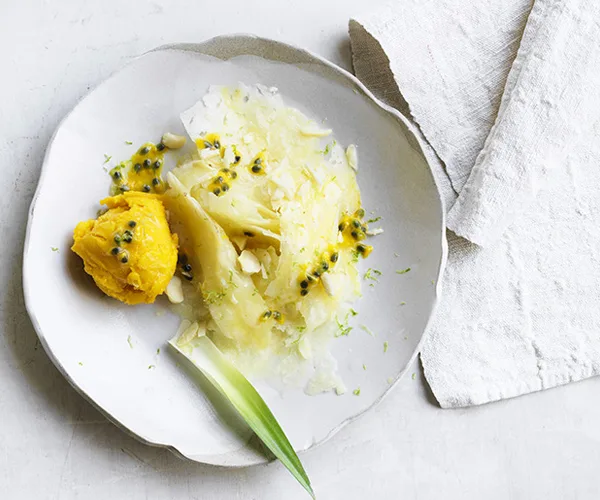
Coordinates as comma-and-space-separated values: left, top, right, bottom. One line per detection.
167, 84, 370, 391
164, 173, 273, 349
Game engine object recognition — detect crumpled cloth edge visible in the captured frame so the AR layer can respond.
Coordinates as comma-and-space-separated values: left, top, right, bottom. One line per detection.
348, 18, 459, 211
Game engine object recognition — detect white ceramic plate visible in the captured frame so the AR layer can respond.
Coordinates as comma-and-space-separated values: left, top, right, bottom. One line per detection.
23, 35, 446, 466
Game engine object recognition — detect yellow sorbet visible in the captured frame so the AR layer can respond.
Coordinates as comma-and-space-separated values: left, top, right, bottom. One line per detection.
71, 192, 178, 305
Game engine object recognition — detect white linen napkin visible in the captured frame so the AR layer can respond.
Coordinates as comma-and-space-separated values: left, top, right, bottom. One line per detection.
448, 0, 600, 246
350, 0, 600, 407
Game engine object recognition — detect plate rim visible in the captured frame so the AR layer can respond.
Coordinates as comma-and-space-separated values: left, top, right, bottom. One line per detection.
22, 33, 448, 467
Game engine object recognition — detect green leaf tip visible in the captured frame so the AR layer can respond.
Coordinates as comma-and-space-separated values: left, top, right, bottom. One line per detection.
169, 335, 315, 499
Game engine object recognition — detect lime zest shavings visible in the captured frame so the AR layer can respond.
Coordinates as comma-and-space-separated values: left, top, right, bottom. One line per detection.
335, 315, 352, 337
363, 268, 382, 282
169, 335, 315, 499
360, 325, 374, 337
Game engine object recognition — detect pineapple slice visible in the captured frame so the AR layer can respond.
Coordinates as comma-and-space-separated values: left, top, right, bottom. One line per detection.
164, 173, 273, 349
168, 84, 370, 389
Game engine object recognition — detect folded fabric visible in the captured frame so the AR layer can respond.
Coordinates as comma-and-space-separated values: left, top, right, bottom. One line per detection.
349, 0, 600, 407
350, 0, 533, 196
448, 0, 600, 246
